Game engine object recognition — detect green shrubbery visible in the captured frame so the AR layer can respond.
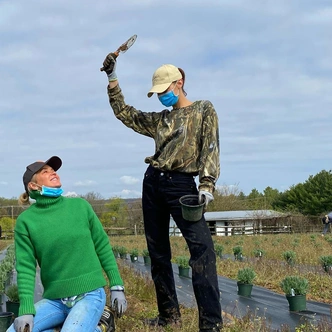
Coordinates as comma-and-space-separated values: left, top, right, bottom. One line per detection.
237, 267, 256, 284
280, 276, 309, 296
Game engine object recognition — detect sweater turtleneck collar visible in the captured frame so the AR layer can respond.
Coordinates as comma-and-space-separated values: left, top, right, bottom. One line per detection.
29, 190, 63, 207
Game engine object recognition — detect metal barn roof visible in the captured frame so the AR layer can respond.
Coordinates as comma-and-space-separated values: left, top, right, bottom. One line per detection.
204, 210, 284, 221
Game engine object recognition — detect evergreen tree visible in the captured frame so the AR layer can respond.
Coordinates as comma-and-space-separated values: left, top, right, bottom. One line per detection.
273, 170, 332, 215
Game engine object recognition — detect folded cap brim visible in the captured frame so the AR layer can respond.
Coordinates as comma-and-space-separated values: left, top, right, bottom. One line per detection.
147, 82, 172, 98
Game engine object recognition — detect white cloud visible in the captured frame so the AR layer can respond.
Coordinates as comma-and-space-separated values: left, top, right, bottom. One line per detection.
120, 176, 140, 185
119, 189, 142, 198
0, 0, 331, 199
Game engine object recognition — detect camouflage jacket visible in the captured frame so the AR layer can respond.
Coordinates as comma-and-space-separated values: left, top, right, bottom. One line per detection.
107, 85, 220, 193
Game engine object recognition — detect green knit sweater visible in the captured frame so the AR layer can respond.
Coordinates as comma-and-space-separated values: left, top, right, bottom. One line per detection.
15, 193, 123, 316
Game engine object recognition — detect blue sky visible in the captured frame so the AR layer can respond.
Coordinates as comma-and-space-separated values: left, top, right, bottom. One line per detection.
1, 0, 331, 199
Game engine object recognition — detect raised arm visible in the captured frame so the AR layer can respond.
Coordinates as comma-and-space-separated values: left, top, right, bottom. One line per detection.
102, 52, 119, 89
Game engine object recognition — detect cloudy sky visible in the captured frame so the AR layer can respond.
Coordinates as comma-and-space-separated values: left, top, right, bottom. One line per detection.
1, 0, 331, 199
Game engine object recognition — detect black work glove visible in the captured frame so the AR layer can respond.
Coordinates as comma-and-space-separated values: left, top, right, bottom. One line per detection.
102, 53, 118, 81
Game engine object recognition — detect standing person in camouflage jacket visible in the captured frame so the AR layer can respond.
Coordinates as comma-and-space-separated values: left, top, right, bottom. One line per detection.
102, 53, 222, 332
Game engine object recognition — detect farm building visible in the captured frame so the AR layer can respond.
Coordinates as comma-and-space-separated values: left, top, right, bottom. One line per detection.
169, 209, 291, 236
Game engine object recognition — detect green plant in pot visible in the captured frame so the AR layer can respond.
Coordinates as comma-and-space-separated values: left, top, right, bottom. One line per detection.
282, 250, 296, 266
129, 248, 139, 263
237, 267, 256, 297
214, 244, 224, 259
253, 248, 265, 259
280, 276, 309, 312
112, 245, 120, 259
175, 256, 190, 278
233, 246, 243, 261
5, 284, 20, 318
142, 249, 151, 265
319, 255, 332, 274
118, 246, 127, 259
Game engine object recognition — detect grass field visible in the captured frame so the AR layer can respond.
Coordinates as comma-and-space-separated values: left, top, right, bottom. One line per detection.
2, 233, 331, 331
110, 233, 332, 304
110, 233, 332, 331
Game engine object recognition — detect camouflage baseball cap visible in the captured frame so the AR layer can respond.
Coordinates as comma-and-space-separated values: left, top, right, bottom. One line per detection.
147, 64, 182, 98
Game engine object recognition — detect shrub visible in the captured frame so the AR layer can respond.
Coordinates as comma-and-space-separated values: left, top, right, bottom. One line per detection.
175, 256, 190, 268
237, 267, 256, 284
129, 248, 139, 257
112, 245, 120, 252
142, 249, 149, 257
253, 248, 265, 258
5, 284, 19, 302
280, 276, 309, 296
0, 217, 14, 232
319, 255, 332, 267
214, 244, 224, 258
233, 245, 243, 256
118, 246, 127, 257
233, 245, 243, 261
282, 250, 296, 265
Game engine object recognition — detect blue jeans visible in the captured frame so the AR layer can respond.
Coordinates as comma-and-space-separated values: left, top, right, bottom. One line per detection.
322, 222, 331, 235
7, 288, 106, 332
142, 166, 222, 331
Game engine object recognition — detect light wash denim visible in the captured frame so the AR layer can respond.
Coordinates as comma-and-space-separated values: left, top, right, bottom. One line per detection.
7, 287, 105, 332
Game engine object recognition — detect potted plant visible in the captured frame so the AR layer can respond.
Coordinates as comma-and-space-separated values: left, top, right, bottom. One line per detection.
237, 267, 256, 297
214, 244, 224, 259
233, 246, 243, 261
142, 249, 151, 266
5, 284, 20, 317
118, 246, 127, 260
280, 276, 309, 312
282, 250, 296, 266
319, 255, 332, 274
175, 256, 190, 278
129, 248, 139, 263
253, 248, 265, 260
112, 245, 120, 259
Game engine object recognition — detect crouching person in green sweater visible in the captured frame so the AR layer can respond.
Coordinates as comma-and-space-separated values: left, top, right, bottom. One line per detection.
7, 156, 126, 332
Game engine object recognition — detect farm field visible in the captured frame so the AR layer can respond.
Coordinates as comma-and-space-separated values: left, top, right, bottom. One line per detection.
110, 233, 332, 331
110, 233, 332, 304
1, 234, 331, 331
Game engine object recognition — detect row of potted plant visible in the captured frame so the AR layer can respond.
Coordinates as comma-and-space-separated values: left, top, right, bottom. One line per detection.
214, 244, 332, 274
112, 246, 151, 265
236, 266, 309, 312
113, 243, 312, 312
0, 244, 20, 318
0, 244, 16, 291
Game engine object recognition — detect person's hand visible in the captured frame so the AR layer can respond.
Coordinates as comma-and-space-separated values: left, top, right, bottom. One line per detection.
14, 315, 34, 332
110, 289, 127, 318
199, 190, 214, 207
103, 53, 118, 81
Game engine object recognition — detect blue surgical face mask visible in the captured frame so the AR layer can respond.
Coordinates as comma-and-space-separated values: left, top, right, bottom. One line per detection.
40, 186, 63, 197
158, 83, 179, 107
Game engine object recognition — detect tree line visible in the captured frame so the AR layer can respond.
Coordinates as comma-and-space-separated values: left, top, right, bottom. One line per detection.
0, 169, 331, 230
211, 170, 332, 216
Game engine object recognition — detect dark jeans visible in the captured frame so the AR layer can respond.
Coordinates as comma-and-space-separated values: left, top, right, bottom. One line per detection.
142, 165, 222, 330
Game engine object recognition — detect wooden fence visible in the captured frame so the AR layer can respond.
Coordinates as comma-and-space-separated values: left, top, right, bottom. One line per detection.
105, 221, 324, 237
